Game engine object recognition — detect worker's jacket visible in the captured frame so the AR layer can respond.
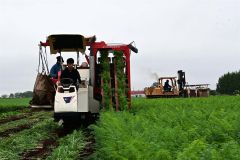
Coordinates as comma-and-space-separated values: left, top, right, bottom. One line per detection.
50, 63, 61, 78
61, 68, 81, 85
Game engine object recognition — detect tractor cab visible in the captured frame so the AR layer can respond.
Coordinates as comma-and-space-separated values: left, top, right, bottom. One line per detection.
159, 77, 179, 94
144, 77, 179, 98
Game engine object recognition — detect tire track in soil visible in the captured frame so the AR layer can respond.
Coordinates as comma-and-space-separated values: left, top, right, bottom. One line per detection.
21, 138, 58, 160
0, 108, 52, 126
80, 129, 96, 160
0, 114, 30, 125
79, 116, 99, 159
0, 122, 37, 138
0, 109, 52, 137
20, 116, 98, 160
20, 127, 72, 160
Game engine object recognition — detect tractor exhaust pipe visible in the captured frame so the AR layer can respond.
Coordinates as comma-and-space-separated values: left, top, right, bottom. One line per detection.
128, 41, 138, 53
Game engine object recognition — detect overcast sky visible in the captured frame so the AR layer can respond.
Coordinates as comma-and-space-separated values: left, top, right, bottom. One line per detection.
0, 0, 239, 95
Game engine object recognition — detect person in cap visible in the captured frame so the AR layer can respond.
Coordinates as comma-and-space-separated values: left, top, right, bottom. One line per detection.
61, 58, 81, 87
50, 56, 64, 78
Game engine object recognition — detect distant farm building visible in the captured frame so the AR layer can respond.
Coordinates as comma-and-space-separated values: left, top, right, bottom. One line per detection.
131, 90, 145, 97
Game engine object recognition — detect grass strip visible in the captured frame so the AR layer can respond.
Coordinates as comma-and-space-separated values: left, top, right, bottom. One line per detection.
46, 129, 85, 160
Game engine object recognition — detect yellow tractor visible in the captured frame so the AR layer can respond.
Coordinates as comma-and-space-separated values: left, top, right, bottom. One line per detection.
144, 70, 186, 98
144, 70, 210, 98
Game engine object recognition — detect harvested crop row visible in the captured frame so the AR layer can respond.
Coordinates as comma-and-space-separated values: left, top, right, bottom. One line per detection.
46, 129, 85, 160
0, 111, 51, 133
0, 108, 30, 119
79, 128, 95, 159
0, 114, 29, 125
21, 125, 75, 160
0, 117, 59, 160
0, 106, 53, 124
21, 120, 88, 160
21, 137, 58, 160
0, 121, 37, 138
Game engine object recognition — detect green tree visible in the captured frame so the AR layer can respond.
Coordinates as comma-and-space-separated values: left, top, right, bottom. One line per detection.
14, 92, 22, 98
1, 94, 8, 98
216, 71, 240, 95
22, 91, 33, 98
9, 93, 15, 98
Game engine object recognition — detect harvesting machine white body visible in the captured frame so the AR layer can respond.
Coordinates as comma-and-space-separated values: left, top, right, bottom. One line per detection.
54, 67, 99, 121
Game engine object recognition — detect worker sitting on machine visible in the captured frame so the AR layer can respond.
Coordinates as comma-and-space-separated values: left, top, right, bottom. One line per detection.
164, 80, 172, 92
50, 56, 64, 83
61, 58, 81, 89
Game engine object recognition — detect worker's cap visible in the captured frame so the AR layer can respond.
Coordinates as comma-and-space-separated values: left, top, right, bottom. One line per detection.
56, 56, 64, 62
67, 58, 74, 64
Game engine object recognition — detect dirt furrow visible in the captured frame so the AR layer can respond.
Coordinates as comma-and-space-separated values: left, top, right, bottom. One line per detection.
20, 127, 70, 160
21, 138, 58, 160
0, 114, 29, 125
0, 107, 53, 126
0, 122, 36, 138
80, 129, 96, 159
20, 116, 97, 159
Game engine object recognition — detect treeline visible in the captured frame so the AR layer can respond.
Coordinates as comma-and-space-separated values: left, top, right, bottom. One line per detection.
1, 91, 33, 98
217, 71, 240, 95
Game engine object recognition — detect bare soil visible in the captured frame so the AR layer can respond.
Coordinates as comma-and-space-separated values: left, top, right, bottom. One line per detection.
19, 114, 97, 160
0, 115, 29, 125
0, 122, 36, 137
0, 107, 49, 125
21, 138, 58, 160
79, 128, 96, 160
20, 127, 72, 160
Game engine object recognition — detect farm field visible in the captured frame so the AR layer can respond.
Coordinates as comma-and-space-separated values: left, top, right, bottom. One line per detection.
0, 96, 240, 159
0, 98, 31, 118
0, 98, 86, 160
91, 96, 240, 160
